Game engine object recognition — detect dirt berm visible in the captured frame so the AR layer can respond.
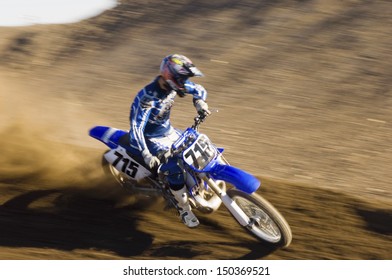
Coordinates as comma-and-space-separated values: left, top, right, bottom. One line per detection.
0, 0, 391, 259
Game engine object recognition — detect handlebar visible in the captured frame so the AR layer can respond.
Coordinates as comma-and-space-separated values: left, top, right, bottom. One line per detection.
159, 112, 210, 164
192, 111, 210, 131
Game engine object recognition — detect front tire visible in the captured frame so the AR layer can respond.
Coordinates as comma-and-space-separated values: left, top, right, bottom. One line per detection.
227, 189, 292, 248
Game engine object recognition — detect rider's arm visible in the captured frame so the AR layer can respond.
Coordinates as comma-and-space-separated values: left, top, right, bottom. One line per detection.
129, 89, 154, 153
184, 80, 210, 115
130, 90, 160, 169
184, 80, 207, 101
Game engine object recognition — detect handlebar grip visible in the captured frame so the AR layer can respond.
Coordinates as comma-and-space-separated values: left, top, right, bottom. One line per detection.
158, 149, 172, 164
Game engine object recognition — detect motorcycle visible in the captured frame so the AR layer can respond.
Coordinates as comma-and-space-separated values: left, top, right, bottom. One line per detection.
89, 113, 292, 248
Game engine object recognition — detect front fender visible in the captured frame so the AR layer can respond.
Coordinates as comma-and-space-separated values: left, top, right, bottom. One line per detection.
210, 164, 260, 194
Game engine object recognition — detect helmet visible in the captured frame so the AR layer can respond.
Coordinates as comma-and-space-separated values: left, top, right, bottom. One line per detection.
160, 54, 203, 96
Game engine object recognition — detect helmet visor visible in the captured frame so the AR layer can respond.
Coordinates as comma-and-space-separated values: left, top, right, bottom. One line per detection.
188, 65, 203, 77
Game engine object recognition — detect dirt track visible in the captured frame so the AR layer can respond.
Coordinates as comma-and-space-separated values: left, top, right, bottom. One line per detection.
0, 0, 391, 260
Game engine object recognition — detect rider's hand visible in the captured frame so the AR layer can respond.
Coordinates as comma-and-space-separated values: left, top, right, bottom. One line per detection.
142, 150, 161, 170
195, 99, 211, 117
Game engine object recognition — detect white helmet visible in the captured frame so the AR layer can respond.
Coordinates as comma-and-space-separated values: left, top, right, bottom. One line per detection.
160, 54, 203, 96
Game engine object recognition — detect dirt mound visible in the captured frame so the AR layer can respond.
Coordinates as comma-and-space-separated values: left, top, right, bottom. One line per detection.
1, 0, 391, 259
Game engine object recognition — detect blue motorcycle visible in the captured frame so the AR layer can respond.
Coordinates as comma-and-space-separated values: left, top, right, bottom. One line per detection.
89, 113, 292, 248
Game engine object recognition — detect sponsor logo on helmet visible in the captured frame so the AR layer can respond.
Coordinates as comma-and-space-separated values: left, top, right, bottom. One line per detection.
171, 57, 183, 65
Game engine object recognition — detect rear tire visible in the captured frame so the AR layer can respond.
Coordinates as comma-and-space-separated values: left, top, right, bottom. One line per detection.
227, 189, 292, 248
101, 151, 127, 186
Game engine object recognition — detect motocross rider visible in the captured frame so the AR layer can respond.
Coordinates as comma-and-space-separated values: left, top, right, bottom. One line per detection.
128, 54, 210, 228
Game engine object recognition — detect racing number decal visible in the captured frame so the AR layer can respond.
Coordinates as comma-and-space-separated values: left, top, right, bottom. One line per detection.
113, 151, 139, 178
184, 141, 210, 169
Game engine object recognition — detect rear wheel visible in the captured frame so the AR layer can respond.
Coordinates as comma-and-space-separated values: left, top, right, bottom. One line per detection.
102, 152, 128, 186
227, 189, 292, 248
101, 152, 133, 191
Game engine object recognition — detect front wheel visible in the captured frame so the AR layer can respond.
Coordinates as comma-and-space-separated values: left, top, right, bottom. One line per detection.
226, 189, 292, 248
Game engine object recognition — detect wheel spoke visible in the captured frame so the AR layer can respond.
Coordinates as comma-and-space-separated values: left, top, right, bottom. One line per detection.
235, 196, 281, 242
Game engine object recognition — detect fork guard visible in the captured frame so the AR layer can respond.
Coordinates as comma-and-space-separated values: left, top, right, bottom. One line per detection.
210, 164, 260, 194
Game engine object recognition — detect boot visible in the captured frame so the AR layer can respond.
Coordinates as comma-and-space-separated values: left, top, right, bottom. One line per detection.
171, 186, 200, 228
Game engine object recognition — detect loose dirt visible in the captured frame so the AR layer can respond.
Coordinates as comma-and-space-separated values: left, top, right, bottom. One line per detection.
1, 0, 391, 259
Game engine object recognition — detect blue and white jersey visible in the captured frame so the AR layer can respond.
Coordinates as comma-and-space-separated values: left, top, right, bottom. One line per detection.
129, 76, 207, 153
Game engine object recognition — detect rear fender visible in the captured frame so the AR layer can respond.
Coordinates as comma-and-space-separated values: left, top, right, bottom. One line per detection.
89, 126, 127, 149
210, 163, 260, 194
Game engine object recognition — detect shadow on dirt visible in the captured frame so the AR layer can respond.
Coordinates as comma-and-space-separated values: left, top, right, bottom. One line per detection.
146, 240, 275, 260
1, 178, 392, 259
0, 186, 275, 259
0, 187, 154, 258
356, 208, 392, 236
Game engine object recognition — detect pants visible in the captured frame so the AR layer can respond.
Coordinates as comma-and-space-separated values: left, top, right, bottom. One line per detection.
147, 128, 185, 190
129, 127, 185, 190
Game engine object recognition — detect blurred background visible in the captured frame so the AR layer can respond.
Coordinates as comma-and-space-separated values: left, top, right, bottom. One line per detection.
0, 0, 391, 260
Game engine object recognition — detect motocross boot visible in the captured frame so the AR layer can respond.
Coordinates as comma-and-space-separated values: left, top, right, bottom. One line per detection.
171, 186, 200, 228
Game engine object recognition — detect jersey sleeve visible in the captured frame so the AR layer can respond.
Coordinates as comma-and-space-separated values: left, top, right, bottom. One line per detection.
184, 80, 207, 101
129, 88, 154, 152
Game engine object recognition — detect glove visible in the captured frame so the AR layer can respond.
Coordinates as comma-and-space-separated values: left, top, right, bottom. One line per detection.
194, 99, 211, 116
142, 150, 161, 170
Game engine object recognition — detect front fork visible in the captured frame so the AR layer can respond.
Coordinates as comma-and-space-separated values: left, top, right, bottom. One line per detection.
201, 174, 250, 227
